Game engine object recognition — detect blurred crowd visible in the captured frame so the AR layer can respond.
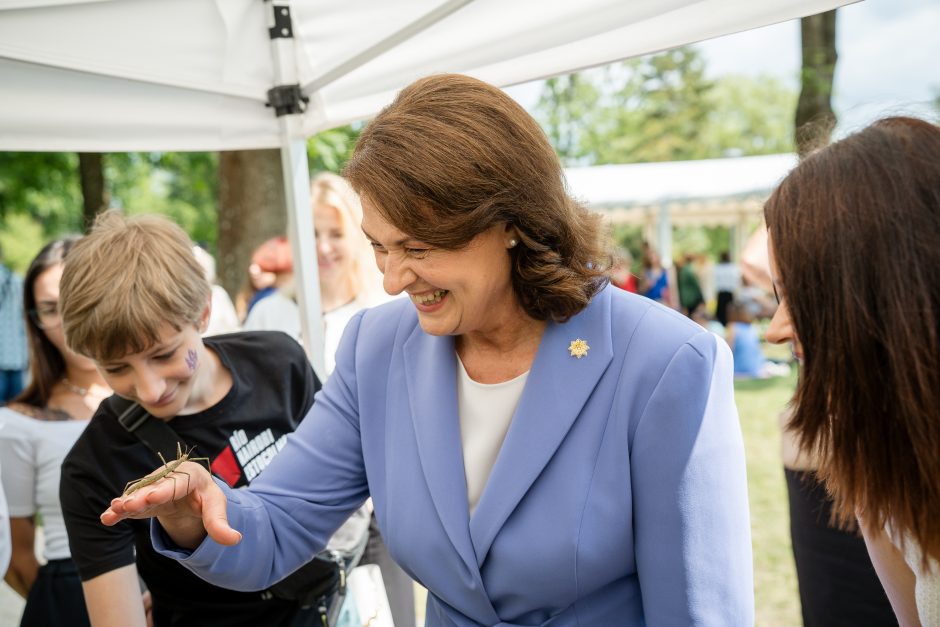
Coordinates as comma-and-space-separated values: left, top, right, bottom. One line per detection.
610, 242, 789, 380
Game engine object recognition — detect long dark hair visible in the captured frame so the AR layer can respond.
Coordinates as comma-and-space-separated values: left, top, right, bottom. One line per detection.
15, 237, 81, 408
764, 116, 940, 563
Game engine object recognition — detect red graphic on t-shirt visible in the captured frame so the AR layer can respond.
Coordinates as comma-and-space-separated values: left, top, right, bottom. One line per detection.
210, 446, 242, 487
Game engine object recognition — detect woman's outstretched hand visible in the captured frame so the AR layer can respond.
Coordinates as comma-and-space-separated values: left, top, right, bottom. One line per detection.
100, 460, 242, 549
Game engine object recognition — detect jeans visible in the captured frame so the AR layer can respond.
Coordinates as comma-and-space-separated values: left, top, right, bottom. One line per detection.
0, 369, 24, 402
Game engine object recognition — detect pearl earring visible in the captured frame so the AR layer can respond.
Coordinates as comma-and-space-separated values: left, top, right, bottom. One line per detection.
509, 238, 518, 248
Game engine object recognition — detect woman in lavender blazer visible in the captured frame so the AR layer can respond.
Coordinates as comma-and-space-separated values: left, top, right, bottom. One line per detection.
104, 74, 753, 627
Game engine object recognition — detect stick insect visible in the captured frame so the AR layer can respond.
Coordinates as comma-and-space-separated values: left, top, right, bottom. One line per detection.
122, 442, 211, 497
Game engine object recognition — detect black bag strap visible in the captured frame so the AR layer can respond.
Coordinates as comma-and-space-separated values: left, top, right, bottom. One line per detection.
108, 396, 345, 620
109, 396, 188, 462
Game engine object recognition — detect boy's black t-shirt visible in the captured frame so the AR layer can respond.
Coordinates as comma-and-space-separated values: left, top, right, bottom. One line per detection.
60, 331, 320, 626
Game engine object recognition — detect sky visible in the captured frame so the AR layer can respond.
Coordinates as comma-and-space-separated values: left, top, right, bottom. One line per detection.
504, 0, 940, 139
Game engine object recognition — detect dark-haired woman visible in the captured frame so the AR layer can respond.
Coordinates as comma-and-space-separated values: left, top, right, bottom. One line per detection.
103, 74, 753, 626
0, 238, 110, 627
765, 116, 940, 626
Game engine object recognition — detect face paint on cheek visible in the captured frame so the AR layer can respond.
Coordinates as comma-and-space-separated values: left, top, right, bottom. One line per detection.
185, 349, 198, 372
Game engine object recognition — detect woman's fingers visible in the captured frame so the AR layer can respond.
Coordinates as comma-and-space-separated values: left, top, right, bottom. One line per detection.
100, 501, 125, 526
100, 461, 211, 524
100, 487, 173, 525
200, 482, 242, 546
98, 460, 240, 549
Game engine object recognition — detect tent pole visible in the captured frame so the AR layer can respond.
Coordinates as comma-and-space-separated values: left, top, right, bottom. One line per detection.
280, 132, 325, 380
657, 203, 673, 269
267, 0, 326, 380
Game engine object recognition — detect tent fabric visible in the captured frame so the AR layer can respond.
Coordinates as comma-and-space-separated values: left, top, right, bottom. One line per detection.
0, 0, 852, 152
564, 154, 799, 208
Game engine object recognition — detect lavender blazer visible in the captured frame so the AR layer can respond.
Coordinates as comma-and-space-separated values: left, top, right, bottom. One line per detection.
156, 285, 753, 626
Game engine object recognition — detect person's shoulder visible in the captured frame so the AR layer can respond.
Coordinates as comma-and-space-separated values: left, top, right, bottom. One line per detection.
0, 405, 37, 440
2, 402, 82, 423
0, 404, 33, 423
325, 296, 415, 370
0, 405, 64, 439
252, 290, 296, 313
206, 330, 310, 380
609, 284, 702, 333
354, 296, 418, 343
606, 285, 717, 363
210, 284, 233, 300
360, 295, 413, 324
61, 401, 133, 471
242, 292, 301, 337
207, 329, 301, 353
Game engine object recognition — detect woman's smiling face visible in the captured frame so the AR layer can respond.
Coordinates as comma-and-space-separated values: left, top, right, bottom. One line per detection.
32, 262, 99, 374
314, 203, 355, 290
361, 195, 518, 338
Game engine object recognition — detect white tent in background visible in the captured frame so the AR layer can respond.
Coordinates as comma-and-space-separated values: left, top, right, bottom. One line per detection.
565, 153, 799, 264
0, 0, 850, 377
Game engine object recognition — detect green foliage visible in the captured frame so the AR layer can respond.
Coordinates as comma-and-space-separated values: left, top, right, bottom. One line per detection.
700, 75, 796, 156
0, 212, 47, 274
594, 48, 713, 164
735, 366, 801, 626
609, 224, 645, 271
672, 225, 730, 258
611, 224, 730, 270
307, 124, 362, 173
107, 152, 219, 246
539, 49, 795, 264
0, 152, 83, 234
0, 150, 220, 249
537, 74, 600, 161
535, 47, 796, 165
0, 121, 363, 278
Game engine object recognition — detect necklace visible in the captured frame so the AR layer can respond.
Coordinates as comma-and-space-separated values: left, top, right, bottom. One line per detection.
62, 378, 88, 397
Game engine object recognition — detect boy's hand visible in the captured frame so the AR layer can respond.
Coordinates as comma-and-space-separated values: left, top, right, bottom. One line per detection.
100, 461, 242, 549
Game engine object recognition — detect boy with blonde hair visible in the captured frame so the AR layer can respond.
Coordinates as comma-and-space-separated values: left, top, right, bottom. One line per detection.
59, 211, 330, 627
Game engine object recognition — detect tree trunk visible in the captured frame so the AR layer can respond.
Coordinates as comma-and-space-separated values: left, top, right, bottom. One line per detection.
78, 153, 108, 231
217, 149, 288, 301
795, 10, 838, 157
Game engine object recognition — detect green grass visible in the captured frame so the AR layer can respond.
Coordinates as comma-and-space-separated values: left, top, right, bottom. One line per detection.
736, 363, 801, 626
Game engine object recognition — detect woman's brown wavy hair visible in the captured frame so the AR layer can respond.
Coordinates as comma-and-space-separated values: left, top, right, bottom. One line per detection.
344, 74, 607, 322
765, 116, 940, 563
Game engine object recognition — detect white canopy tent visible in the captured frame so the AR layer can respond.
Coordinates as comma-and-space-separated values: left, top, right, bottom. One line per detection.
565, 153, 799, 263
0, 0, 850, 377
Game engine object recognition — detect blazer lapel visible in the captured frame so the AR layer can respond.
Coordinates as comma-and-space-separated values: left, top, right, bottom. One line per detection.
469, 287, 614, 564
402, 326, 482, 580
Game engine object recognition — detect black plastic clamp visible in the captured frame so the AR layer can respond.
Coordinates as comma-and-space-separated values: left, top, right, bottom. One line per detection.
266, 84, 310, 117
268, 4, 293, 39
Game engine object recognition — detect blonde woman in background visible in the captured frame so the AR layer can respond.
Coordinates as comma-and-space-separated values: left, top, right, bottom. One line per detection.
309, 172, 388, 374
310, 172, 415, 627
